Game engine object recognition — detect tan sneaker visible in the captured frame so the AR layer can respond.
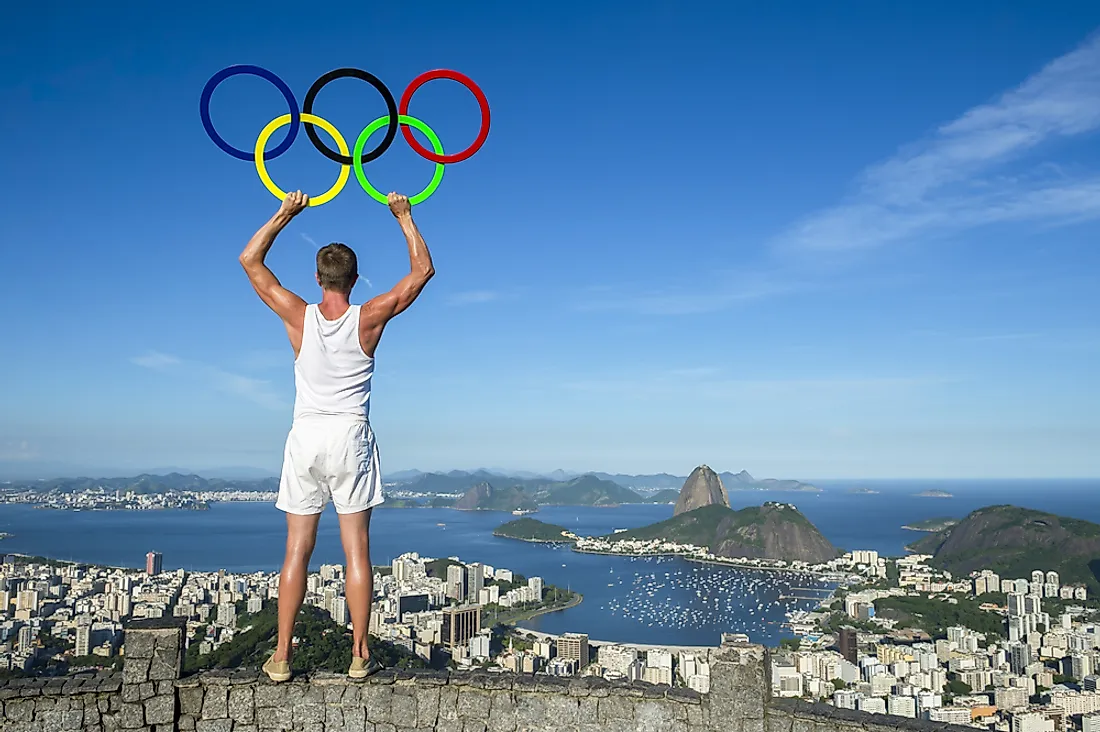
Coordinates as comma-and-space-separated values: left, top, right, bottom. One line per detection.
348, 656, 384, 679
262, 654, 291, 682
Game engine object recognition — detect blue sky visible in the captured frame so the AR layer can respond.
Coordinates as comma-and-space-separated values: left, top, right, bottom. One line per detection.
1, 1, 1099, 480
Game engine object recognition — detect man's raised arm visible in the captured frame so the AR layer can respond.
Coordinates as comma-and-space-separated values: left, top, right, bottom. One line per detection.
362, 192, 436, 326
239, 191, 309, 324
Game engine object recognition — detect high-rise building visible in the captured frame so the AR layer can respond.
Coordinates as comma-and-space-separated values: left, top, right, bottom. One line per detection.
217, 603, 237, 628
146, 552, 163, 576
331, 597, 349, 626
446, 565, 466, 603
441, 605, 481, 650
838, 627, 858, 664
75, 624, 92, 657
467, 564, 485, 601
527, 577, 543, 601
557, 633, 590, 668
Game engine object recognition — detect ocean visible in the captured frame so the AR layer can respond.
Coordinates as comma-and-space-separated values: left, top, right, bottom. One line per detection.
2, 479, 1097, 647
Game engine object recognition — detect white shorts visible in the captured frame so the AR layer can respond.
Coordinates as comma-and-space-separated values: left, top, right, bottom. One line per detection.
276, 417, 385, 515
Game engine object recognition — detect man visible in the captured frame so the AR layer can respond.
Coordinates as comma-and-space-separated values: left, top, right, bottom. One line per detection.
238, 190, 435, 681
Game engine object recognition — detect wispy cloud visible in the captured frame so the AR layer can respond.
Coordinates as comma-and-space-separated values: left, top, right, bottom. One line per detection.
300, 232, 318, 248
447, 290, 500, 306
131, 351, 285, 410
0, 440, 36, 461
774, 32, 1100, 254
574, 271, 800, 315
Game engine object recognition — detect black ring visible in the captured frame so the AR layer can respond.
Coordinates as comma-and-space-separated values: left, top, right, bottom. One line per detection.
303, 68, 399, 165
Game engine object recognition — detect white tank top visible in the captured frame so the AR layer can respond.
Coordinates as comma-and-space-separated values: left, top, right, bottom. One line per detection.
292, 304, 374, 422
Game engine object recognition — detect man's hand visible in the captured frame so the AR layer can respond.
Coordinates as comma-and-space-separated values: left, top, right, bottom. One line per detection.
387, 192, 411, 219
279, 190, 310, 217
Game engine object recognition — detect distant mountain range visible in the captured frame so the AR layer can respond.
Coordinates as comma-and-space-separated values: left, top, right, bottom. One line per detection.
387, 468, 818, 494
1, 473, 277, 494
453, 476, 643, 511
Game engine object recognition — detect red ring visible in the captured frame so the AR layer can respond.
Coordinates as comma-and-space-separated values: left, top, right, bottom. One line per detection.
399, 69, 490, 164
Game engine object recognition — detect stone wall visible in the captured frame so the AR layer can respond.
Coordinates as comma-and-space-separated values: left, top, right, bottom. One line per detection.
1, 624, 974, 732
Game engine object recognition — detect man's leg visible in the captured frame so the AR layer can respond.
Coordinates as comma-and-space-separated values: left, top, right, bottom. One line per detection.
274, 512, 321, 662
337, 508, 373, 659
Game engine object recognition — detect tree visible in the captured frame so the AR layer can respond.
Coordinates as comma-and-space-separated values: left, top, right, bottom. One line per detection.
832, 678, 846, 690
946, 678, 972, 696
778, 638, 801, 652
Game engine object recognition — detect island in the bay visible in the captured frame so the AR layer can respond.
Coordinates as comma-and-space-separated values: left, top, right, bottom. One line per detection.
848, 487, 880, 495
916, 489, 954, 498
492, 466, 841, 566
493, 517, 578, 544
901, 517, 958, 532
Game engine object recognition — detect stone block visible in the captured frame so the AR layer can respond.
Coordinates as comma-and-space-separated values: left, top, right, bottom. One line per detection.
482, 676, 512, 692
343, 704, 368, 732
139, 682, 156, 701
179, 714, 196, 730
201, 687, 228, 720
369, 671, 398, 686
436, 719, 464, 732
363, 684, 394, 725
122, 631, 157, 661
462, 720, 487, 732
457, 689, 490, 721
414, 686, 440, 727
236, 726, 258, 732
121, 659, 150, 686
438, 687, 460, 721
392, 691, 417, 725
486, 691, 515, 732
144, 694, 175, 726
256, 706, 292, 732
326, 706, 345, 730
196, 720, 234, 732
566, 679, 590, 697
118, 702, 145, 729
292, 701, 324, 727
510, 676, 538, 693
179, 686, 204, 716
99, 678, 122, 694
632, 701, 679, 732
156, 681, 175, 696
229, 686, 255, 723
253, 684, 283, 708
666, 687, 701, 704
545, 695, 580, 727
596, 696, 634, 724
512, 694, 547, 729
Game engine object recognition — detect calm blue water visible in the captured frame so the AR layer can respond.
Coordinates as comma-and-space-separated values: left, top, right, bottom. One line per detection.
2, 479, 1097, 646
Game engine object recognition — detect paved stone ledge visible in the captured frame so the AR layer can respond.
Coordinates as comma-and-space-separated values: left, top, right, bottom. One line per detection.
0, 623, 977, 732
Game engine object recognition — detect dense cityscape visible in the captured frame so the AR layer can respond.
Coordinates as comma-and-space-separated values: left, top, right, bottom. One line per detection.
3, 534, 1100, 731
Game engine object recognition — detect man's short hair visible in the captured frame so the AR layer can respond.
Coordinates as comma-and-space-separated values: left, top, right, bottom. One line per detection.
317, 243, 357, 293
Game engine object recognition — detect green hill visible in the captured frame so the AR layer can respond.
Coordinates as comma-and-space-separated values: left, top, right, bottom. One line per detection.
908, 505, 1100, 593
454, 482, 538, 512
608, 502, 839, 563
534, 476, 642, 506
494, 518, 577, 544
646, 489, 680, 504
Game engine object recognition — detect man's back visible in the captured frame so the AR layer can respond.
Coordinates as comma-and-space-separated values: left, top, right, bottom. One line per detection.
293, 303, 374, 422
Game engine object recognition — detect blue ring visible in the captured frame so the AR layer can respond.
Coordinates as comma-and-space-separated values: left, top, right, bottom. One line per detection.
200, 65, 300, 162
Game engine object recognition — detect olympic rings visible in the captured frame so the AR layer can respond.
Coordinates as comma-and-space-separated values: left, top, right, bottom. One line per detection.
200, 65, 299, 161
255, 113, 350, 207
399, 69, 490, 164
303, 68, 398, 166
355, 115, 444, 206
200, 65, 489, 206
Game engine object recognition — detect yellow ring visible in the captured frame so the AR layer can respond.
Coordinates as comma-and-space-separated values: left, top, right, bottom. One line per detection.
254, 113, 350, 206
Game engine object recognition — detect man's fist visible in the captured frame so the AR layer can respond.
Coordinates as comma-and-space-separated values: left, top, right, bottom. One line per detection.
279, 190, 309, 217
387, 192, 411, 218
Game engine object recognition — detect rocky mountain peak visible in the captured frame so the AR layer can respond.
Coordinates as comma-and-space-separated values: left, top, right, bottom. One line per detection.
673, 465, 730, 517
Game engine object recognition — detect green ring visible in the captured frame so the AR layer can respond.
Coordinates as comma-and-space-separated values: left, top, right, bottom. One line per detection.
354, 114, 445, 205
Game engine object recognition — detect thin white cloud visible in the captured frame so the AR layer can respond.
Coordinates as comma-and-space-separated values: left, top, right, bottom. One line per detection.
0, 440, 36, 461
774, 32, 1100, 254
447, 290, 500, 306
574, 271, 799, 315
131, 351, 285, 411
300, 232, 318, 248
130, 352, 181, 369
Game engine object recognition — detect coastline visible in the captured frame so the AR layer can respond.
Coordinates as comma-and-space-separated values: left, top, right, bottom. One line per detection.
493, 533, 576, 545
572, 546, 848, 580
